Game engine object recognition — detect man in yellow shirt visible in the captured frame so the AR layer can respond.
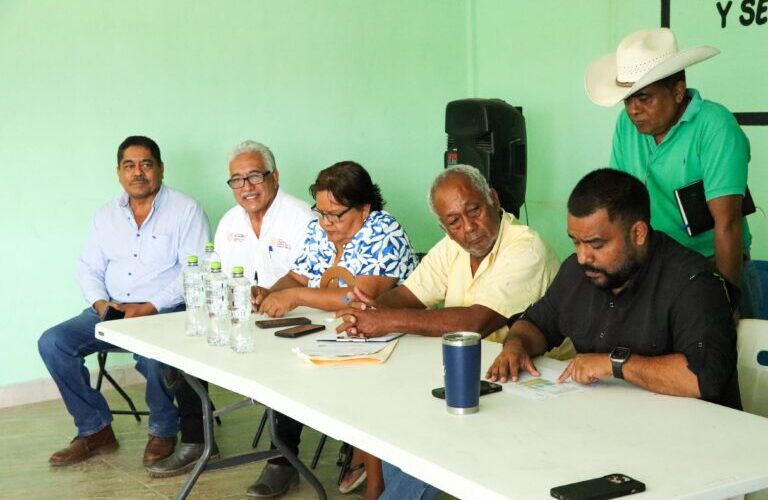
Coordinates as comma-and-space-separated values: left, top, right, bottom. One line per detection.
337, 164, 559, 342
334, 164, 560, 499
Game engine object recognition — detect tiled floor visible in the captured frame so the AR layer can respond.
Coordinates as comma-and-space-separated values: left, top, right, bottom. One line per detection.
0, 384, 363, 499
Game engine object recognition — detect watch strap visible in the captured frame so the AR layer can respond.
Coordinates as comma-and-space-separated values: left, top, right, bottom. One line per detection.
611, 358, 625, 379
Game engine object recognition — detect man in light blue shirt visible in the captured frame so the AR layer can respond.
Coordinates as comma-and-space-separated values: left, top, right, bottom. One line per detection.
38, 136, 210, 467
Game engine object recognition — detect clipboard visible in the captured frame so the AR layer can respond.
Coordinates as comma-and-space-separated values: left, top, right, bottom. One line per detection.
673, 180, 755, 236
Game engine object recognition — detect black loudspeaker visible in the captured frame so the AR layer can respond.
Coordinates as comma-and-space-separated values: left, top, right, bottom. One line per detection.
444, 98, 526, 218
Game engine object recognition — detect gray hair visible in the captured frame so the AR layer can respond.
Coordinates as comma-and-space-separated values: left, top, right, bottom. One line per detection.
229, 140, 277, 172
428, 165, 494, 216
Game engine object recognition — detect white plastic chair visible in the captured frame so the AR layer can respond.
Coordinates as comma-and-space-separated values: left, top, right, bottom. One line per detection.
737, 319, 768, 417
736, 319, 768, 500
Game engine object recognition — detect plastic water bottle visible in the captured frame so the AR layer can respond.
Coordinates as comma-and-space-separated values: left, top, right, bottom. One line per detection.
200, 242, 220, 316
183, 256, 206, 336
200, 242, 220, 272
206, 261, 230, 346
229, 266, 254, 353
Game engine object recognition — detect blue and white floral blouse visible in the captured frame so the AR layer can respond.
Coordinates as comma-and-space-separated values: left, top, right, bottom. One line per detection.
292, 210, 418, 288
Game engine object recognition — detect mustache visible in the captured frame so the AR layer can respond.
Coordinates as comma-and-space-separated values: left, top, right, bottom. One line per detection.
130, 176, 148, 183
581, 264, 606, 274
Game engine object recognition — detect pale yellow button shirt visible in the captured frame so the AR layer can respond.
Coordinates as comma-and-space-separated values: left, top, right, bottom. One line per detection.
404, 212, 560, 343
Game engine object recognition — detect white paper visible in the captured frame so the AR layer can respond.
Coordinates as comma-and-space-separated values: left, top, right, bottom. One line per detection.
502, 364, 590, 400
294, 342, 388, 358
315, 332, 404, 343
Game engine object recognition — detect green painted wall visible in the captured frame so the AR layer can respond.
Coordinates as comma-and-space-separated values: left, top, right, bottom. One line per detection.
1, 0, 764, 389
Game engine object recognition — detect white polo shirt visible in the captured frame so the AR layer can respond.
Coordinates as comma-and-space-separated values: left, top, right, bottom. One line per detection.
214, 188, 313, 287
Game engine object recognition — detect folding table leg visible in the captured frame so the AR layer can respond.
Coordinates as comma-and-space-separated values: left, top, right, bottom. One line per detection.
252, 410, 268, 448
176, 373, 216, 500
174, 375, 326, 500
267, 408, 327, 500
311, 434, 327, 469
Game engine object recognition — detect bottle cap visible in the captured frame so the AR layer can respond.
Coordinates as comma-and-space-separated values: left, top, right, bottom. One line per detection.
232, 266, 244, 276
204, 242, 215, 252
210, 261, 222, 271
187, 256, 199, 265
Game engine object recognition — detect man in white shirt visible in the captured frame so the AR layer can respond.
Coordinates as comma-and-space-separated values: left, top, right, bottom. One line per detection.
147, 141, 313, 499
38, 136, 210, 468
214, 143, 312, 286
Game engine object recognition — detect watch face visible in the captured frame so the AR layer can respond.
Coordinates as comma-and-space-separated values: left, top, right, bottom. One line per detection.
611, 347, 631, 361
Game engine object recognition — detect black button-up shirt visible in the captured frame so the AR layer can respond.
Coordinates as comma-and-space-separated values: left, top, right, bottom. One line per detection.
524, 231, 740, 409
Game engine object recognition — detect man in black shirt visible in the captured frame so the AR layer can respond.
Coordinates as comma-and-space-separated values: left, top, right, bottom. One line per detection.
486, 169, 740, 408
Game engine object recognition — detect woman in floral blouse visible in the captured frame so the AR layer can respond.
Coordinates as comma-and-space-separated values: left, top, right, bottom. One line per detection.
253, 160, 417, 317
252, 161, 416, 498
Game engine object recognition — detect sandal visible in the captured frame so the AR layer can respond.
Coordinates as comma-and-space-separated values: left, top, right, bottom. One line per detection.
338, 461, 367, 494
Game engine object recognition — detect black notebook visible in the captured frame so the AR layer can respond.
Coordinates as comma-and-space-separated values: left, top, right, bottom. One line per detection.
674, 180, 756, 236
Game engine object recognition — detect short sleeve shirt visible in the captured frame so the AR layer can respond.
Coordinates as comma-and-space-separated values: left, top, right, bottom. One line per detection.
404, 212, 560, 343
214, 188, 312, 287
291, 210, 417, 288
610, 89, 751, 257
523, 231, 740, 409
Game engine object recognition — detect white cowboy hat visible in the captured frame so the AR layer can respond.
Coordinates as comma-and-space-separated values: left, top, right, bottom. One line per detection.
585, 28, 719, 107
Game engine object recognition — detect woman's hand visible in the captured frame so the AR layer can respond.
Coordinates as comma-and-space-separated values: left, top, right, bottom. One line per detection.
251, 286, 270, 311
258, 289, 299, 318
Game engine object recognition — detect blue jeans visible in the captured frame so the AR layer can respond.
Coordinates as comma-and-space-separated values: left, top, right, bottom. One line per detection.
740, 259, 764, 319
38, 307, 178, 438
380, 462, 441, 500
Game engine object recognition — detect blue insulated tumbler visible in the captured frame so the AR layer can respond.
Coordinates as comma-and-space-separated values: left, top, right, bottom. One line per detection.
442, 332, 481, 414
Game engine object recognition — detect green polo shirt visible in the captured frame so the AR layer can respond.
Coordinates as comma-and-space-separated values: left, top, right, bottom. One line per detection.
609, 89, 751, 258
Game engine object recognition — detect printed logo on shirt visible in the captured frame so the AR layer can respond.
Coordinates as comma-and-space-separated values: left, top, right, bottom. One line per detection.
227, 232, 246, 243
271, 238, 291, 250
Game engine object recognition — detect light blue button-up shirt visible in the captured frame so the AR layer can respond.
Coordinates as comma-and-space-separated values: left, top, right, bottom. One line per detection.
75, 184, 210, 312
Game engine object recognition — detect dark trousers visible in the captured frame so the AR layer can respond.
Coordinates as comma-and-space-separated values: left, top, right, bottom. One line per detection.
175, 377, 304, 466
174, 375, 208, 443
269, 411, 304, 466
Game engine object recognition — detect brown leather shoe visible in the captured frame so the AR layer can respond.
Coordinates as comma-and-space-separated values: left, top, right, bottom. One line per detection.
143, 435, 176, 466
49, 425, 118, 466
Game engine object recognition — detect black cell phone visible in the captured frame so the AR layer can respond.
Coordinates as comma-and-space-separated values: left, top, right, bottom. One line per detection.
103, 306, 125, 321
274, 324, 326, 338
255, 317, 311, 329
550, 474, 645, 500
431, 380, 503, 400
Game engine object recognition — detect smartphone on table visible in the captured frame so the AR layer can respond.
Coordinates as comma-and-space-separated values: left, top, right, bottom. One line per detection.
255, 317, 311, 329
550, 473, 645, 500
274, 324, 326, 338
431, 380, 503, 400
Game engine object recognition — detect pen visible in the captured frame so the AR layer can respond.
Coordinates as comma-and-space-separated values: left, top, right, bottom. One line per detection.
340, 294, 377, 310
336, 336, 367, 342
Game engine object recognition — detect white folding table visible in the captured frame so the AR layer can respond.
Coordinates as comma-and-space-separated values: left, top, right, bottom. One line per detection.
96, 307, 768, 500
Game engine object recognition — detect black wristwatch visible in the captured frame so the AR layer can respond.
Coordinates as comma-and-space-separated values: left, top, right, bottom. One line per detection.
610, 347, 631, 379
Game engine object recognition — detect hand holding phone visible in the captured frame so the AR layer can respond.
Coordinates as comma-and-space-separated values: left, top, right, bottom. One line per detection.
102, 306, 125, 321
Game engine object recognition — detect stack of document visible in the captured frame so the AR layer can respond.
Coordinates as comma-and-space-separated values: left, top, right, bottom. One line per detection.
292, 335, 401, 366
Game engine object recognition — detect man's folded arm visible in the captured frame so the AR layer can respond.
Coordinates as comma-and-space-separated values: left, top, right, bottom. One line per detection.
379, 303, 507, 338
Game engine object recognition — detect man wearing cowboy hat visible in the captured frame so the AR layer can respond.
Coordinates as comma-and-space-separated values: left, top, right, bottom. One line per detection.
585, 28, 760, 317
